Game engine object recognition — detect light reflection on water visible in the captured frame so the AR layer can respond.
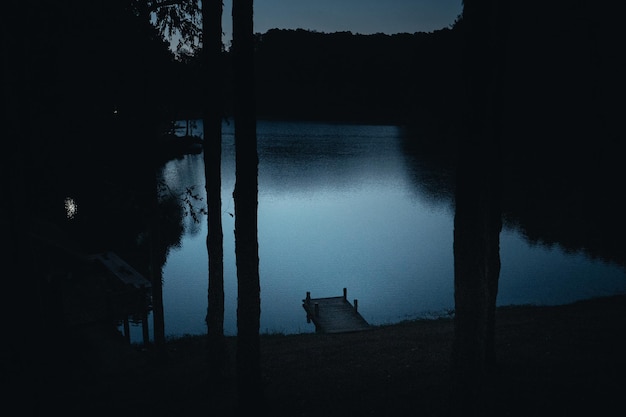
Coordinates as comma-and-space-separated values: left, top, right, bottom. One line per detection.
124, 120, 626, 342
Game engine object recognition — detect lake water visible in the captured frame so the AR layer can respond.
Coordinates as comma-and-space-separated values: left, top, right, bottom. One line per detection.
124, 120, 626, 342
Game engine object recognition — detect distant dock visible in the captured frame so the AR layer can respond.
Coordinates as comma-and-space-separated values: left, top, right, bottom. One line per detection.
302, 288, 370, 334
88, 251, 152, 289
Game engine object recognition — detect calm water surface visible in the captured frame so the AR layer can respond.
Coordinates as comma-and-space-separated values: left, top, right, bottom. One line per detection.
125, 120, 626, 342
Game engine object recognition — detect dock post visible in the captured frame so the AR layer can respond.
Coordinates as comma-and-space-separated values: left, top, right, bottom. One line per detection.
343, 287, 347, 300
305, 292, 312, 322
142, 311, 150, 347
354, 299, 358, 312
314, 302, 319, 317
123, 316, 130, 344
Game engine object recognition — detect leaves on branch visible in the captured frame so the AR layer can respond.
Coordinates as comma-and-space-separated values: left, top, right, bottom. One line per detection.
133, 0, 203, 55
182, 185, 208, 224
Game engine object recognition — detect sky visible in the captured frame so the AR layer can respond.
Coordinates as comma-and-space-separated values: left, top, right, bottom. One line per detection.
221, 0, 463, 43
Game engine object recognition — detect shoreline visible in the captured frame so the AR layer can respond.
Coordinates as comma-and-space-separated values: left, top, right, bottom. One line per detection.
6, 294, 625, 416
77, 294, 626, 415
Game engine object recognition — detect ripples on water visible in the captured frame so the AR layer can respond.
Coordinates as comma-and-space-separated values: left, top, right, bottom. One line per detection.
124, 120, 626, 342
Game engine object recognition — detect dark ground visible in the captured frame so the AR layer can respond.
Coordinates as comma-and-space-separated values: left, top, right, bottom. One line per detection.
6, 295, 626, 416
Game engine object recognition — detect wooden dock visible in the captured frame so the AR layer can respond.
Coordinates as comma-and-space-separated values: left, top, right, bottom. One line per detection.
302, 288, 370, 334
88, 251, 152, 289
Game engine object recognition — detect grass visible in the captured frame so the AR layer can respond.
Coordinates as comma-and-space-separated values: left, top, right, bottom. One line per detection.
5, 295, 625, 416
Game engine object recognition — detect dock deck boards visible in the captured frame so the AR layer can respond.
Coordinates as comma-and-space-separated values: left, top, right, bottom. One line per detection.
88, 251, 152, 289
302, 289, 370, 334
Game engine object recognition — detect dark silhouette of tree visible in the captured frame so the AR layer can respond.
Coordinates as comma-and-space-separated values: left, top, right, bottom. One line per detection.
201, 0, 228, 385
2, 4, 39, 411
451, 0, 507, 415
1, 1, 185, 409
132, 0, 202, 54
232, 0, 263, 408
147, 177, 168, 354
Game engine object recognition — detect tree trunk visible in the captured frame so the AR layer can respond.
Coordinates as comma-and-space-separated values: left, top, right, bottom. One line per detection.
201, 0, 227, 381
149, 203, 167, 353
451, 0, 507, 414
232, 0, 263, 407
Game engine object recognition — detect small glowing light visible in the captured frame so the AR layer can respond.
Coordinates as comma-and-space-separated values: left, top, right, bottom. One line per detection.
64, 197, 78, 219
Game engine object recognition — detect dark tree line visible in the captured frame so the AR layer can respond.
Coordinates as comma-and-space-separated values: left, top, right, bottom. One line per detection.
2, 0, 188, 219
174, 26, 464, 127
253, 27, 463, 126
1, 2, 195, 412
1, 1, 178, 279
450, 0, 625, 415
3, 0, 624, 414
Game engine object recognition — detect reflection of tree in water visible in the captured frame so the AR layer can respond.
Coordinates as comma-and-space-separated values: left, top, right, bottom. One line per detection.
166, 183, 207, 238
399, 126, 457, 207
159, 194, 187, 250
400, 125, 626, 270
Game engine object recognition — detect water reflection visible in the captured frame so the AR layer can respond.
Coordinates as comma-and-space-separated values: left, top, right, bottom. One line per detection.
123, 120, 625, 342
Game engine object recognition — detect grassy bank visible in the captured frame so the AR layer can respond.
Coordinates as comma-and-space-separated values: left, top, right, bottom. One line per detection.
9, 294, 626, 416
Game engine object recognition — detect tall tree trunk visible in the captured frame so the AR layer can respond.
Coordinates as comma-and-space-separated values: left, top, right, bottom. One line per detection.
451, 0, 507, 414
201, 0, 227, 381
232, 0, 263, 407
149, 200, 167, 353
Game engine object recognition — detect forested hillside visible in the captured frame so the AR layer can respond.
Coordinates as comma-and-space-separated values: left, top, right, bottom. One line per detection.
253, 27, 463, 127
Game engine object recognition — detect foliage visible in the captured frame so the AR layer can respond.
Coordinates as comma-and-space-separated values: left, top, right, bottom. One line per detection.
131, 0, 203, 56
181, 186, 208, 224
